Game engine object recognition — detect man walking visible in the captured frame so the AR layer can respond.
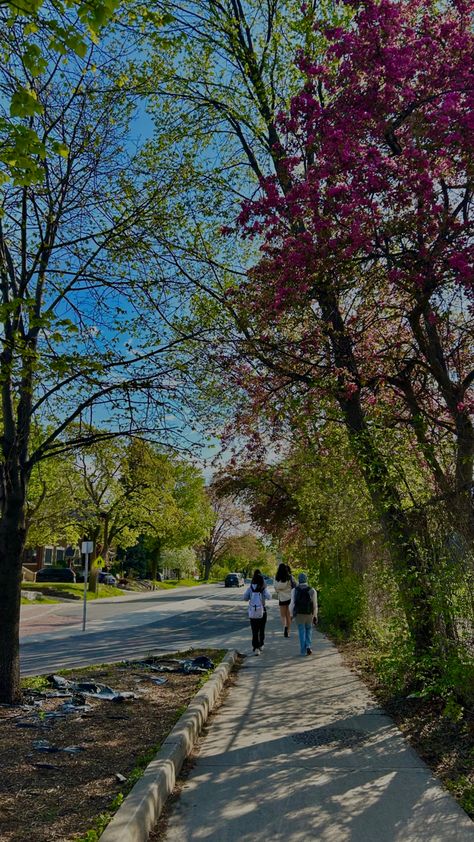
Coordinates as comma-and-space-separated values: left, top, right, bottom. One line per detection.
290, 573, 318, 656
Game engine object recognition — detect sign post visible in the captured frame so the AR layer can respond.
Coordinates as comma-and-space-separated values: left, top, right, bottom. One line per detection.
81, 541, 93, 632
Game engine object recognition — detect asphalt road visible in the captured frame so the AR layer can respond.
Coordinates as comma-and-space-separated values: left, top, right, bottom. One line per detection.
20, 584, 253, 676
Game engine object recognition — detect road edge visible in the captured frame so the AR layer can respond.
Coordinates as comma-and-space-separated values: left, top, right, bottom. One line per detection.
99, 649, 238, 842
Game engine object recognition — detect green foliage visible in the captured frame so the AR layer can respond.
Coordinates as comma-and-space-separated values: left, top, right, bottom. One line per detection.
370, 637, 416, 696
26, 447, 83, 547
21, 674, 49, 691
319, 573, 365, 637
406, 649, 474, 708
1, 0, 119, 184
161, 546, 198, 577
446, 777, 474, 819
219, 532, 274, 578
211, 562, 232, 580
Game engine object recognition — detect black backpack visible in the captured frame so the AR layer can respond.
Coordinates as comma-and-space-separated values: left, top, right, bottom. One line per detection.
294, 585, 313, 614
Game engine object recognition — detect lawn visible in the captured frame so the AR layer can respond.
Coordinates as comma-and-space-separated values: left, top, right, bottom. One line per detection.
153, 577, 210, 589
20, 582, 125, 601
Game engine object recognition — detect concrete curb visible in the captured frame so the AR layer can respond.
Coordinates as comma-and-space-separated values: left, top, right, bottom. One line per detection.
99, 650, 238, 842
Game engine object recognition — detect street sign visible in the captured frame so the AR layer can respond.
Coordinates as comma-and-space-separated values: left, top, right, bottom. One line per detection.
81, 541, 93, 554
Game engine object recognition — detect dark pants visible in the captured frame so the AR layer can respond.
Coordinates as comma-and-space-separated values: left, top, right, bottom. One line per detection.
250, 610, 267, 650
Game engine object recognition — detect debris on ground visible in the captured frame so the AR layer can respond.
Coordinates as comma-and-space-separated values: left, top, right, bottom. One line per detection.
0, 649, 224, 842
32, 739, 85, 754
132, 655, 214, 675
48, 674, 138, 702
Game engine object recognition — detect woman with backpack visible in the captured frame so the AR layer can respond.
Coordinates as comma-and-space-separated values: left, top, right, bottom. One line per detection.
274, 562, 296, 638
243, 569, 272, 656
290, 572, 318, 656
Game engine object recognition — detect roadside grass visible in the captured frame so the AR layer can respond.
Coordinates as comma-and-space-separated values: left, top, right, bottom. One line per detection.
21, 675, 50, 691
153, 578, 210, 589
20, 576, 218, 604
20, 582, 125, 600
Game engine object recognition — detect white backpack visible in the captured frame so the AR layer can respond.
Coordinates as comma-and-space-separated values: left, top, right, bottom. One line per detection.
248, 587, 264, 619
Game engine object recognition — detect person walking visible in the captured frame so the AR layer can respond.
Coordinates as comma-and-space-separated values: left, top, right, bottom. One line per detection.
243, 570, 272, 655
274, 562, 296, 638
290, 572, 318, 656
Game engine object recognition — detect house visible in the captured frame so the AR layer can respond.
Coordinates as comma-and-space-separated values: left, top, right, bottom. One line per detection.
22, 545, 77, 575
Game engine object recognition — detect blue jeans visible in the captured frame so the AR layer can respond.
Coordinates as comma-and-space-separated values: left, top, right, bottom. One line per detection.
297, 621, 312, 654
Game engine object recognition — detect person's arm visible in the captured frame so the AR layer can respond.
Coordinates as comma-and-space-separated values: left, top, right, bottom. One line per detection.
289, 589, 295, 617
312, 589, 318, 621
243, 586, 251, 601
263, 586, 272, 601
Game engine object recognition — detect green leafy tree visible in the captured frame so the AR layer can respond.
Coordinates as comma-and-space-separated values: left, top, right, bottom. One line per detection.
161, 546, 197, 579
128, 443, 213, 581
26, 450, 83, 548
220, 532, 274, 578
0, 0, 120, 185
0, 16, 202, 703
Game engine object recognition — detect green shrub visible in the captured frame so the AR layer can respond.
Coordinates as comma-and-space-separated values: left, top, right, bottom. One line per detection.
319, 574, 365, 637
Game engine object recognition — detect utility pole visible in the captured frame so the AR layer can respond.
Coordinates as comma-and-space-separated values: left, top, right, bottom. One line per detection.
81, 540, 93, 631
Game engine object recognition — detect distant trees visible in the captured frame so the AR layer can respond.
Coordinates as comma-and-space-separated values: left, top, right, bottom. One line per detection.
26, 436, 213, 583
197, 491, 248, 580
26, 450, 83, 549
219, 533, 274, 579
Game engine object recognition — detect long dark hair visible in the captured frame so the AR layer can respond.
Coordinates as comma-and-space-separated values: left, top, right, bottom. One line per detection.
275, 562, 289, 583
251, 569, 264, 592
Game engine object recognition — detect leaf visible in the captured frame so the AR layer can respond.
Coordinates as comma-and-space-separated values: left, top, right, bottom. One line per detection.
10, 87, 44, 118
22, 44, 48, 76
51, 141, 69, 158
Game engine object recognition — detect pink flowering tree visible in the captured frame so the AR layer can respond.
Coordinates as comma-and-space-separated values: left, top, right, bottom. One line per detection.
226, 0, 474, 652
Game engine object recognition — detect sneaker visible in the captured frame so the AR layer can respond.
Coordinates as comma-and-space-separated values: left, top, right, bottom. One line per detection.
306, 648, 313, 655
254, 649, 260, 656
284, 627, 288, 638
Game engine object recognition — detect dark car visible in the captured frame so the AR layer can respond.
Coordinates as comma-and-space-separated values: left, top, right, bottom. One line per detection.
36, 566, 76, 583
224, 573, 244, 588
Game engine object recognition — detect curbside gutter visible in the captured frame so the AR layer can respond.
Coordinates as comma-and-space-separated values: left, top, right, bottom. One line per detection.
99, 650, 238, 842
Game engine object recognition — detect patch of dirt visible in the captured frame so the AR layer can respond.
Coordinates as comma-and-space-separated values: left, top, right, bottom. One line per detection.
334, 639, 474, 820
0, 649, 224, 842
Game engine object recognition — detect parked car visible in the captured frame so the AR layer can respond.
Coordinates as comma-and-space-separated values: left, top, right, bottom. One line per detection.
224, 573, 245, 588
263, 576, 274, 585
98, 571, 117, 586
35, 566, 76, 583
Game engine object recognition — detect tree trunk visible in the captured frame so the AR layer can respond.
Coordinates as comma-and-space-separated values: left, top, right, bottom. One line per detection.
319, 289, 436, 655
0, 497, 27, 704
203, 555, 213, 581
150, 541, 161, 582
454, 412, 474, 540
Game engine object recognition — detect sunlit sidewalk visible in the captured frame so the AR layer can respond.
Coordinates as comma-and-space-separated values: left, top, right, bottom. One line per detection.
162, 614, 473, 842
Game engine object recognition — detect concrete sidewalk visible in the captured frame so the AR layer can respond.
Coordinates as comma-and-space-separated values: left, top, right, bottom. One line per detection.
163, 614, 473, 841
